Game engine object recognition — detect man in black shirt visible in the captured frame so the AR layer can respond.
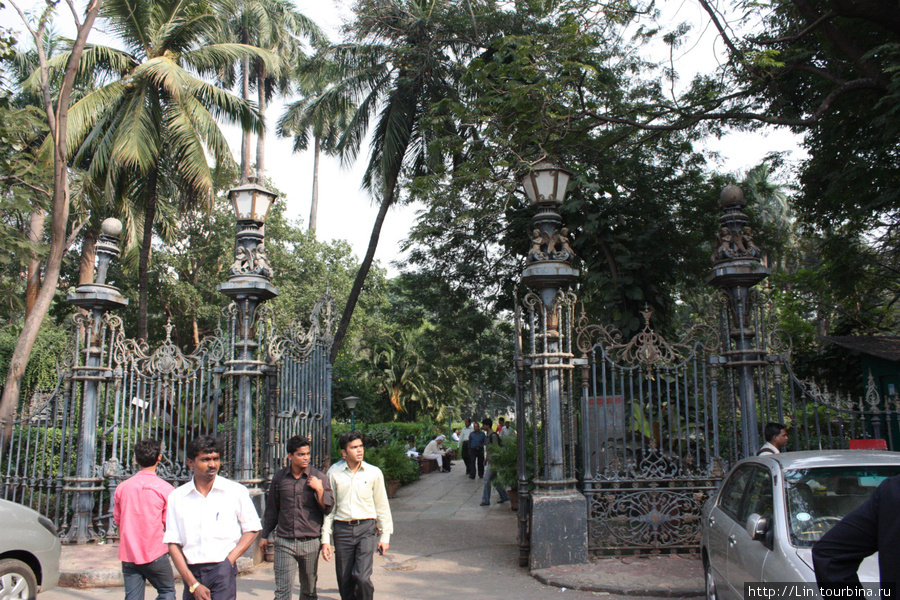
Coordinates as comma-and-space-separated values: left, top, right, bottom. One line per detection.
260, 436, 334, 600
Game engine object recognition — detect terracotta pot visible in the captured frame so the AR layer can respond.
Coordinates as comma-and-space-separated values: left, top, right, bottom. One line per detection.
386, 479, 400, 499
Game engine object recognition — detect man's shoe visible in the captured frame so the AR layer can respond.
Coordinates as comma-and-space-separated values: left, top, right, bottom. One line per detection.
468, 475, 475, 479
498, 499, 508, 504
480, 502, 490, 506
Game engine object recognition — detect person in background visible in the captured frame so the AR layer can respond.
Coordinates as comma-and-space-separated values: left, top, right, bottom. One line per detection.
451, 428, 460, 442
466, 421, 486, 479
459, 418, 474, 477
423, 435, 452, 472
114, 438, 176, 600
757, 423, 789, 455
165, 435, 261, 600
321, 432, 393, 600
498, 417, 514, 439
259, 436, 333, 600
480, 418, 510, 506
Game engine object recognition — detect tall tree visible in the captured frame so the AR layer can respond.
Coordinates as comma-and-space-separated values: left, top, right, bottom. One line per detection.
309, 0, 488, 363
64, 0, 273, 340
211, 0, 322, 181
1, 0, 104, 435
277, 58, 356, 233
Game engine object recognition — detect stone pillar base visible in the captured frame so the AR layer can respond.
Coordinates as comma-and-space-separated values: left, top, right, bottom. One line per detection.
529, 489, 588, 570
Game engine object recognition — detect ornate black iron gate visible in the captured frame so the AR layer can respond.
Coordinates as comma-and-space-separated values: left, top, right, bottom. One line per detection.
0, 216, 334, 542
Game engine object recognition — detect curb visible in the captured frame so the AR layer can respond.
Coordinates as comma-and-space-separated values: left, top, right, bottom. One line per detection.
532, 569, 705, 597
59, 556, 258, 589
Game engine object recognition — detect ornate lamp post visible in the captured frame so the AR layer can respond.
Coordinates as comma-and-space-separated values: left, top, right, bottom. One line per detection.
218, 176, 279, 483
518, 161, 587, 569
66, 218, 128, 543
342, 396, 360, 432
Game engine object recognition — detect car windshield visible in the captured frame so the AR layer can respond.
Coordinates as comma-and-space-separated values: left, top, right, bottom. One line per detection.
784, 466, 900, 547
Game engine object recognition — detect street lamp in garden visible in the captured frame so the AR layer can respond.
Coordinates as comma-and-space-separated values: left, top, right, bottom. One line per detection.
218, 176, 279, 483
517, 160, 587, 569
342, 396, 360, 432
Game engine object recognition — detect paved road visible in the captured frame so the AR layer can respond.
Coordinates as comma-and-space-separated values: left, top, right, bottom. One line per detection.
42, 468, 670, 600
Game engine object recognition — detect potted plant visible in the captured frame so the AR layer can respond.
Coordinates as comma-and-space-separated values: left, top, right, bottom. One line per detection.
370, 442, 419, 498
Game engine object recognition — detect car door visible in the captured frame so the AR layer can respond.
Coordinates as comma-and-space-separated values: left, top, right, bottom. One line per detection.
727, 466, 775, 591
707, 465, 753, 600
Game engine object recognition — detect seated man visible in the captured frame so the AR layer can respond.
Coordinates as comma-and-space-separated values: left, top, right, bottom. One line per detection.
422, 435, 452, 472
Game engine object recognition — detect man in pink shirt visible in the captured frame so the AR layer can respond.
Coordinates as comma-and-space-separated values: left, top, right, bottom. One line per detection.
114, 438, 176, 600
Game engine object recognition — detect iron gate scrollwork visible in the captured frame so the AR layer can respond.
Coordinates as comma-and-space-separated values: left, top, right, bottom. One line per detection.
0, 293, 334, 540
576, 307, 725, 555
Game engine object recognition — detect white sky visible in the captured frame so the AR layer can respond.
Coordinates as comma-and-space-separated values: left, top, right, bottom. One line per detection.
0, 0, 805, 276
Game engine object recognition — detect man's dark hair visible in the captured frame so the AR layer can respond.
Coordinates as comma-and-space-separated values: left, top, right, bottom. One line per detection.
186, 435, 221, 460
134, 439, 162, 468
464, 417, 471, 424
498, 417, 506, 424
286, 435, 311, 455
764, 422, 787, 443
339, 431, 364, 451
482, 417, 493, 428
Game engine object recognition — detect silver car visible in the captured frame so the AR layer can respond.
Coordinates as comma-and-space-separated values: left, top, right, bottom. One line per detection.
700, 450, 900, 600
0, 499, 61, 599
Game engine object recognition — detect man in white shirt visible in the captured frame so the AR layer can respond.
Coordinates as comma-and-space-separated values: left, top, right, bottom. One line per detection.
757, 422, 789, 455
321, 432, 393, 600
459, 418, 474, 477
164, 436, 261, 600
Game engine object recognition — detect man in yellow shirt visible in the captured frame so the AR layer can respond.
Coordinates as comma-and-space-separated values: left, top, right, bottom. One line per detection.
321, 432, 393, 600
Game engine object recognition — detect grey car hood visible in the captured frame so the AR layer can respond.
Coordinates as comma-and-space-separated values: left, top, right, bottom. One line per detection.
794, 548, 881, 581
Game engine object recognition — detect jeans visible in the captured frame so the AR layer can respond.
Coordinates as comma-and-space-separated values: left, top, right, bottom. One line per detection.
481, 464, 509, 504
122, 554, 176, 600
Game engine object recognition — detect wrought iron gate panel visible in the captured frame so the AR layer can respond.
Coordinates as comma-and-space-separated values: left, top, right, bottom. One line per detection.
576, 308, 726, 555
268, 293, 334, 472
0, 293, 334, 537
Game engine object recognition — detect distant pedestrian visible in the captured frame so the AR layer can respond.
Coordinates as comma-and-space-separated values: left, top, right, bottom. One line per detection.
459, 418, 474, 477
259, 436, 333, 600
321, 432, 394, 600
423, 435, 452, 472
165, 435, 261, 600
467, 421, 486, 479
451, 428, 460, 442
114, 438, 176, 600
498, 417, 514, 439
757, 423, 789, 455
480, 418, 510, 506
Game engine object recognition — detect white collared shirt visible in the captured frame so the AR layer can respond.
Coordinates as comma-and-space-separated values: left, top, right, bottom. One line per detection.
322, 460, 393, 545
459, 425, 474, 443
163, 475, 261, 564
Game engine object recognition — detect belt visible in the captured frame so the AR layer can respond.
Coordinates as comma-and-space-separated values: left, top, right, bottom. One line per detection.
335, 519, 374, 526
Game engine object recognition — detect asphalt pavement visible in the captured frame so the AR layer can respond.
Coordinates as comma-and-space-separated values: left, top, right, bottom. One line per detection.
42, 462, 704, 599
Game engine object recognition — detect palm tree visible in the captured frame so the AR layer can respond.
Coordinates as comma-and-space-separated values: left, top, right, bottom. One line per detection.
63, 0, 274, 340
211, 0, 323, 181
278, 59, 356, 233
310, 0, 486, 363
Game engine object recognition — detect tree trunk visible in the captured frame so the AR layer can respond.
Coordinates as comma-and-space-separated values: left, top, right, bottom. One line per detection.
329, 188, 394, 364
25, 208, 45, 317
309, 136, 320, 233
1, 0, 103, 437
256, 70, 266, 180
137, 168, 158, 341
78, 226, 98, 284
240, 28, 251, 182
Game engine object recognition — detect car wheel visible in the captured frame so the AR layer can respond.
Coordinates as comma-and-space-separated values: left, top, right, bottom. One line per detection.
0, 558, 38, 600
704, 558, 718, 600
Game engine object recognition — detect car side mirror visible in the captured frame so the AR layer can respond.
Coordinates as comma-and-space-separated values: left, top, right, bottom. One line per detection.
746, 513, 769, 541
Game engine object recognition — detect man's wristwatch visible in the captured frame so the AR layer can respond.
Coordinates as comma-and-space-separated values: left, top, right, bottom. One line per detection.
189, 582, 200, 594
